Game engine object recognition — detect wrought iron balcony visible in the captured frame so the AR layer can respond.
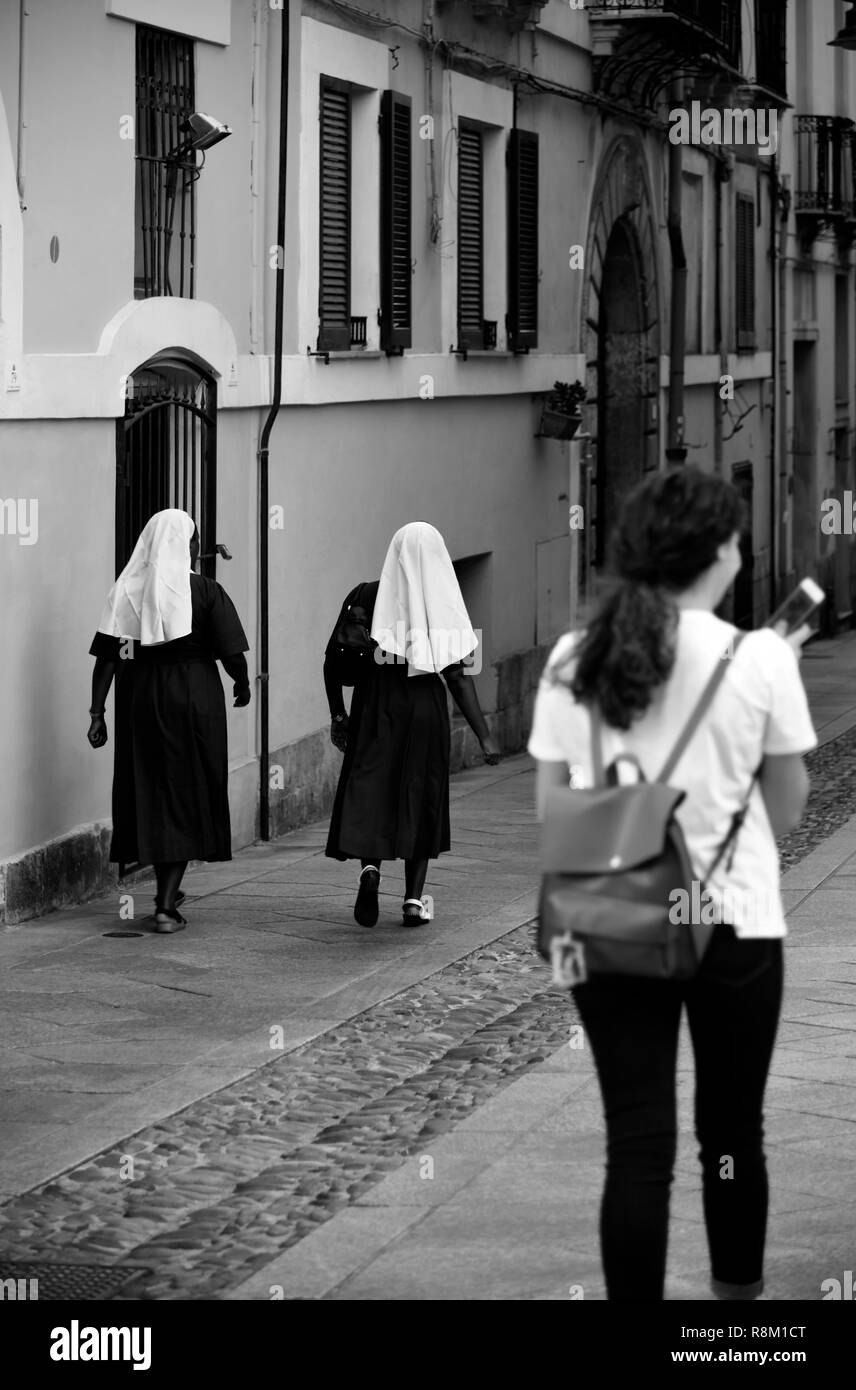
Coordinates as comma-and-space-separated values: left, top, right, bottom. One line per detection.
589, 1, 741, 65
794, 116, 856, 245
436, 0, 549, 29
589, 1, 742, 108
754, 0, 787, 99
795, 116, 853, 217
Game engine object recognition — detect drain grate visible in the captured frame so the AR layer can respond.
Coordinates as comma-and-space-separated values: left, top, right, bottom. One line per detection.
102, 931, 144, 938
0, 1263, 150, 1300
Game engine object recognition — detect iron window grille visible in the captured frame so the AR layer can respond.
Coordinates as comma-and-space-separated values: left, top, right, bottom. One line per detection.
134, 26, 197, 299
735, 194, 756, 352
506, 128, 539, 351
318, 79, 352, 352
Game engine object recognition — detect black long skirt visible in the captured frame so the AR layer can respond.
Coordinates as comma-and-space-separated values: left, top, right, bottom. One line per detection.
326, 659, 451, 862
111, 657, 232, 869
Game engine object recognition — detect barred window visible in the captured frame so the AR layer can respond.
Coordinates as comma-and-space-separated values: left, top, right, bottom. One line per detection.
134, 26, 197, 299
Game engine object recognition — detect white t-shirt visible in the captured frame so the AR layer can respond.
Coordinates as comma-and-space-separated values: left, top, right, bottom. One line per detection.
527, 610, 817, 938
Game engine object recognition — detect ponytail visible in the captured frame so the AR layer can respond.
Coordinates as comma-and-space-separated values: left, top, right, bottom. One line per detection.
551, 466, 744, 729
568, 580, 677, 730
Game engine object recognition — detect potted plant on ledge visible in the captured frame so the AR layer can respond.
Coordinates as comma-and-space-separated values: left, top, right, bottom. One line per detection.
538, 380, 587, 440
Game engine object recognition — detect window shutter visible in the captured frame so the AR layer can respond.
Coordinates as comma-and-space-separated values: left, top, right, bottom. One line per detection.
319, 81, 351, 351
457, 125, 484, 350
380, 90, 412, 352
507, 129, 538, 350
736, 195, 755, 351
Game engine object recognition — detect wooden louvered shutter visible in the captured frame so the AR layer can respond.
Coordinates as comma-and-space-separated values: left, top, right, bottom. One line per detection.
507, 129, 538, 351
318, 80, 351, 351
380, 90, 412, 352
457, 125, 484, 350
735, 195, 755, 351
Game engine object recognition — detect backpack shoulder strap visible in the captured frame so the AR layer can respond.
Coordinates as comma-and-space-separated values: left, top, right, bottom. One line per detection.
590, 703, 606, 787
655, 631, 747, 784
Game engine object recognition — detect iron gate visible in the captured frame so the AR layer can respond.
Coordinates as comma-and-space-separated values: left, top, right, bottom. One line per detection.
116, 356, 217, 578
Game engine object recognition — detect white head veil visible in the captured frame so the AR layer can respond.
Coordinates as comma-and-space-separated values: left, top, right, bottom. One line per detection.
97, 508, 195, 646
370, 522, 478, 676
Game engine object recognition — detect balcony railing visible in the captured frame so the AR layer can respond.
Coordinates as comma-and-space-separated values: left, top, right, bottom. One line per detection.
588, 1, 741, 69
438, 1, 549, 27
795, 116, 854, 218
754, 0, 787, 97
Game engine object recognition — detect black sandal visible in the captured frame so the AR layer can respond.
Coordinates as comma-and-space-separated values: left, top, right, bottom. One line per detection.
154, 908, 188, 934
154, 890, 185, 913
354, 866, 381, 927
402, 897, 433, 926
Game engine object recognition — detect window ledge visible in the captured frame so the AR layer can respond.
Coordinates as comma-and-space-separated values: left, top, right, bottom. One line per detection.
314, 350, 385, 362
453, 350, 521, 360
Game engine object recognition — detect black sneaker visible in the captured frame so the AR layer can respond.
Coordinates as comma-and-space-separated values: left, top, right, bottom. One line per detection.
354, 866, 381, 927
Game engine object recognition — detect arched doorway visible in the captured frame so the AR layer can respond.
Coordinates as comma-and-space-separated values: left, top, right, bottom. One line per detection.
597, 217, 647, 564
115, 353, 217, 577
580, 135, 661, 584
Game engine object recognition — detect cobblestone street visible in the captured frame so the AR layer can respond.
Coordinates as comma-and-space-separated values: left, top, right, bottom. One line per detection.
2, 636, 856, 1300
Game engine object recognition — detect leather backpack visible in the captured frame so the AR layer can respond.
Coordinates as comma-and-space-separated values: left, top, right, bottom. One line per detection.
536, 633, 752, 985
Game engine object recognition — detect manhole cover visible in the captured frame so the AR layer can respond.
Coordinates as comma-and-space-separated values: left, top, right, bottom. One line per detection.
102, 931, 144, 938
0, 1263, 149, 1300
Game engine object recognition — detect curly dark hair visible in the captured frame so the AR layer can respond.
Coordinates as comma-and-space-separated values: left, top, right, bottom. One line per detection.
557, 466, 745, 730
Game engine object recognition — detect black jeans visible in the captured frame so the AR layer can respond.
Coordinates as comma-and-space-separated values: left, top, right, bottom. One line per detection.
572, 923, 784, 1301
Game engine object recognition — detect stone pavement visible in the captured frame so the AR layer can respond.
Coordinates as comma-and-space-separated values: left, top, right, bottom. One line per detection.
225, 814, 856, 1301
0, 759, 540, 1201
1, 632, 855, 1299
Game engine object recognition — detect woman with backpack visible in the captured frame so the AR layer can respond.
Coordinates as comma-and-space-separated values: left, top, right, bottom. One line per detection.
324, 521, 501, 927
528, 467, 816, 1301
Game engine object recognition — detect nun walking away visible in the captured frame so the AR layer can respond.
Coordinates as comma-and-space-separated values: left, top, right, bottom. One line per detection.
324, 522, 501, 927
87, 509, 251, 933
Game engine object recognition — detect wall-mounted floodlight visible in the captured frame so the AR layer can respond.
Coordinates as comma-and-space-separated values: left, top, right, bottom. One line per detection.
167, 112, 232, 161
162, 113, 232, 293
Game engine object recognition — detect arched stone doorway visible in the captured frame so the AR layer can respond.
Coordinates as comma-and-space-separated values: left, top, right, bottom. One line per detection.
580, 135, 661, 577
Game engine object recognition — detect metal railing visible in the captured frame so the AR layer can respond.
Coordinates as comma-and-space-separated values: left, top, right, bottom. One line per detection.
134, 28, 197, 299
588, 0, 741, 68
795, 116, 855, 217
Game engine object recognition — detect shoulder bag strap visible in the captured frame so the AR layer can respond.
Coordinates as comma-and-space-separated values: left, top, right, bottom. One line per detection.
655, 631, 747, 784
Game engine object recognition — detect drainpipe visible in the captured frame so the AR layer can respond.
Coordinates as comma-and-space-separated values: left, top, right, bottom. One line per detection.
16, 0, 27, 209
666, 76, 687, 465
714, 156, 724, 475
249, 0, 266, 354
768, 152, 778, 613
256, 0, 289, 842
777, 172, 790, 602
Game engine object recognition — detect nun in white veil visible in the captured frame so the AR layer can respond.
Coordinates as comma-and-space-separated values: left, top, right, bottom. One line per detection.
324, 521, 501, 928
88, 509, 251, 933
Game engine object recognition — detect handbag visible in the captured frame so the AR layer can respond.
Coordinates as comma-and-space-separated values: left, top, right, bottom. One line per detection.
536, 633, 754, 986
331, 582, 376, 687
